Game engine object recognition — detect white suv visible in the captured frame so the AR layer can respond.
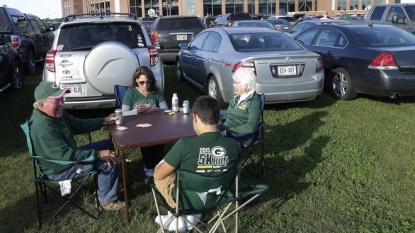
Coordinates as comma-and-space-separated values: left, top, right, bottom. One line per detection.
43, 13, 164, 109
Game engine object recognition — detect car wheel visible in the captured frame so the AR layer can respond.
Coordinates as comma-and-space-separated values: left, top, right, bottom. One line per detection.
330, 67, 357, 101
11, 61, 24, 91
208, 75, 226, 109
24, 50, 36, 75
176, 59, 184, 81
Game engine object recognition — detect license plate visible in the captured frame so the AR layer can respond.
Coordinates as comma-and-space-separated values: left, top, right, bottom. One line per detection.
177, 35, 187, 40
284, 27, 289, 29
60, 84, 86, 96
278, 66, 296, 76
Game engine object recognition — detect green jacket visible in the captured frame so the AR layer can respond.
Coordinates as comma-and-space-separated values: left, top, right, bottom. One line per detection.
29, 109, 105, 175
220, 92, 261, 146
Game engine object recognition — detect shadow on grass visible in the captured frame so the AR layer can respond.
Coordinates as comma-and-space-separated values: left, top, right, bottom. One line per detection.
242, 111, 329, 210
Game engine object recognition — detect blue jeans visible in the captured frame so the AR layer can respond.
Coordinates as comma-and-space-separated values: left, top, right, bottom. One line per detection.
48, 139, 119, 202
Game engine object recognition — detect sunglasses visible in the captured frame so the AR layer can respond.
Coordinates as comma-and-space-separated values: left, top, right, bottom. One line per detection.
138, 81, 152, 85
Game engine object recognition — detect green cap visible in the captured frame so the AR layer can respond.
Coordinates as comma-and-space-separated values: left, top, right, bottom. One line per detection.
34, 82, 70, 101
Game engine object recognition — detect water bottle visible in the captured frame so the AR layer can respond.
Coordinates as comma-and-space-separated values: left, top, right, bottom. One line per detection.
172, 93, 179, 112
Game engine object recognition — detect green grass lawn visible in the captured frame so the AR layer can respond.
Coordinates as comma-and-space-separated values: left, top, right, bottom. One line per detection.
1, 64, 415, 232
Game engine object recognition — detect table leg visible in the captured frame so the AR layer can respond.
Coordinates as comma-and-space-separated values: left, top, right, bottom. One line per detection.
120, 148, 130, 223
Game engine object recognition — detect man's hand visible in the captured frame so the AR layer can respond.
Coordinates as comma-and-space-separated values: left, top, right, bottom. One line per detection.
104, 113, 117, 125
99, 150, 118, 166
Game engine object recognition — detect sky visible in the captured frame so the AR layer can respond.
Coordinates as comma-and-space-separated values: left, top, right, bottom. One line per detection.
2, 0, 62, 19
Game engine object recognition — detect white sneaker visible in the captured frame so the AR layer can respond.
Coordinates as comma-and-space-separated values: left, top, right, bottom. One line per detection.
143, 167, 154, 178
185, 214, 202, 230
155, 212, 173, 227
167, 216, 187, 232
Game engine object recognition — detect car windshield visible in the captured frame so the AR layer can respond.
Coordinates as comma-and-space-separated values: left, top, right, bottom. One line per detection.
354, 27, 415, 47
57, 23, 144, 51
230, 32, 303, 52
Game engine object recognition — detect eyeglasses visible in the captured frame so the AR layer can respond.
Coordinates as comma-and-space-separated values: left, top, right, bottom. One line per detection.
45, 98, 65, 104
138, 81, 152, 85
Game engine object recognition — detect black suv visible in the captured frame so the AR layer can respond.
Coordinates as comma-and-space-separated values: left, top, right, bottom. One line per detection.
0, 35, 24, 93
150, 15, 204, 62
213, 13, 252, 27
0, 7, 54, 75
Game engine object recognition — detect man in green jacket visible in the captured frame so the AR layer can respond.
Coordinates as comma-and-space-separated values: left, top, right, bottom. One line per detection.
29, 82, 124, 210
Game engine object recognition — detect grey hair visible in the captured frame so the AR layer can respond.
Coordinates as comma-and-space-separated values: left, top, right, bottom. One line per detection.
232, 68, 256, 91
33, 100, 43, 109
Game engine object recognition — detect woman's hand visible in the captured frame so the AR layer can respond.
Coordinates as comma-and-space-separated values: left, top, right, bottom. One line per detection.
137, 104, 149, 113
148, 106, 159, 112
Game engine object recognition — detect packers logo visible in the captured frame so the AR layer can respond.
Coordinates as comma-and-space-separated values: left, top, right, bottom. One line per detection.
211, 146, 225, 157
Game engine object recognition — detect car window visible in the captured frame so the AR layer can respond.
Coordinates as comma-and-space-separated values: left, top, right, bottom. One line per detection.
202, 32, 221, 52
27, 16, 41, 33
230, 14, 251, 20
315, 29, 339, 47
57, 23, 144, 51
231, 32, 303, 51
369, 7, 385, 20
404, 5, 415, 21
11, 16, 30, 34
189, 31, 209, 50
355, 27, 415, 47
296, 28, 319, 45
158, 18, 202, 30
386, 7, 406, 21
34, 16, 47, 31
291, 22, 306, 33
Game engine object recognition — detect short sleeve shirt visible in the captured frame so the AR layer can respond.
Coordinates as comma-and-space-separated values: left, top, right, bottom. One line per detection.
164, 132, 241, 173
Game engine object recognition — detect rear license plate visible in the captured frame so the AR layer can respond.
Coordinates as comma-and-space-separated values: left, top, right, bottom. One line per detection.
284, 27, 289, 29
177, 35, 187, 40
278, 66, 296, 76
60, 84, 86, 96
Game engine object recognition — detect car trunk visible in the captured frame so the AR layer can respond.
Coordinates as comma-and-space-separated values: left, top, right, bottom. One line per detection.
388, 46, 415, 73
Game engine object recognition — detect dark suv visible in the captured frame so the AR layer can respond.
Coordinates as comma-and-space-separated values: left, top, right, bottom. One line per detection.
0, 35, 24, 93
0, 7, 54, 75
213, 13, 252, 27
150, 15, 204, 62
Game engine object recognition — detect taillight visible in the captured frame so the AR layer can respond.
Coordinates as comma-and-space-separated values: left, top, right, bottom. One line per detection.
232, 60, 256, 75
11, 35, 20, 48
316, 56, 324, 72
275, 25, 281, 30
368, 52, 398, 70
45, 50, 57, 72
151, 31, 158, 43
148, 45, 159, 66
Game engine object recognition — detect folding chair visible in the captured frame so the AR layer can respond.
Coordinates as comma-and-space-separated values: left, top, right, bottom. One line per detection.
113, 84, 143, 175
151, 164, 269, 233
222, 94, 265, 177
20, 120, 100, 227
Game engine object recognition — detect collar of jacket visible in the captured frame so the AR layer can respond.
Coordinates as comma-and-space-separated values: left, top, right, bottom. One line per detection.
231, 91, 256, 108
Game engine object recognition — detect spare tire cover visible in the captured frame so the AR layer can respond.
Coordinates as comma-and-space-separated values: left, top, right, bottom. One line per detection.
84, 41, 138, 94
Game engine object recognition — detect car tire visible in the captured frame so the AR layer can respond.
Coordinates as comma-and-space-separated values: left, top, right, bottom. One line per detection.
176, 59, 184, 81
330, 67, 357, 101
208, 75, 226, 109
10, 60, 24, 91
24, 50, 36, 75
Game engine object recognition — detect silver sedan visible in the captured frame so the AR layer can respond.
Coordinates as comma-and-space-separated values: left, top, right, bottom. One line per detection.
176, 27, 324, 108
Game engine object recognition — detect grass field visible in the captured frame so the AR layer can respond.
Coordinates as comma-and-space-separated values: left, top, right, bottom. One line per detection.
1, 64, 415, 232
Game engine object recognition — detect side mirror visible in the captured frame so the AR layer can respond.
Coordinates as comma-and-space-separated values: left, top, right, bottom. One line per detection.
391, 15, 399, 23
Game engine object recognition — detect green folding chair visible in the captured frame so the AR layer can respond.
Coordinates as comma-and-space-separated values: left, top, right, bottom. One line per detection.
151, 163, 269, 233
21, 120, 100, 227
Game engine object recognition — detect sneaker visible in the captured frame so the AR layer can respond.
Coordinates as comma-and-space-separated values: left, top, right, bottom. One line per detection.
155, 212, 173, 227
143, 167, 154, 178
100, 200, 125, 211
167, 216, 187, 232
185, 214, 202, 230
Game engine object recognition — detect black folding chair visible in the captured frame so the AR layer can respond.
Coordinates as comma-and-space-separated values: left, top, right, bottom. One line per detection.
21, 120, 100, 227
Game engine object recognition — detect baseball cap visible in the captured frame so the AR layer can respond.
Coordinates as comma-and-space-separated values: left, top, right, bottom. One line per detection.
34, 82, 70, 101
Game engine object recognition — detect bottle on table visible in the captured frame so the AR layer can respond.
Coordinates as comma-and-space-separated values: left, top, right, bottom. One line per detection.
172, 93, 179, 112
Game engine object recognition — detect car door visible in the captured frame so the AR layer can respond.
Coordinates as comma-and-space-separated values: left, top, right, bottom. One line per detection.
196, 31, 221, 86
180, 31, 209, 82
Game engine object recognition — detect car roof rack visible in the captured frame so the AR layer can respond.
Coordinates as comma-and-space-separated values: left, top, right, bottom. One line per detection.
64, 12, 138, 22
